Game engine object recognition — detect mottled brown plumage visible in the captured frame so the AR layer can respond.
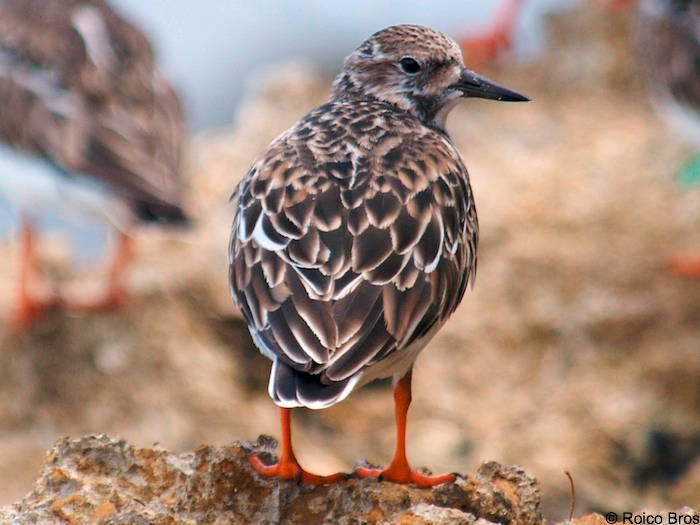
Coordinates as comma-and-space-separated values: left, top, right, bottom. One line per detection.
231, 96, 477, 408
0, 0, 186, 222
230, 23, 527, 487
0, 0, 188, 328
230, 24, 526, 410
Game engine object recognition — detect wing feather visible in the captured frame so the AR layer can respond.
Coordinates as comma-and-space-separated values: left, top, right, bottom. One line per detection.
229, 100, 478, 409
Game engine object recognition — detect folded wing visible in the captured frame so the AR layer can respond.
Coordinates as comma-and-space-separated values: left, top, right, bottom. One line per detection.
229, 103, 478, 409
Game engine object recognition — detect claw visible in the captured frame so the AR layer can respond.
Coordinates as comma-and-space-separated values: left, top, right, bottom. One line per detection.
354, 464, 455, 488
247, 451, 346, 486
246, 408, 347, 486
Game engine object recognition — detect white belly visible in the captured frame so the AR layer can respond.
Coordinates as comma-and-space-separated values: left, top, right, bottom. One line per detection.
0, 143, 132, 231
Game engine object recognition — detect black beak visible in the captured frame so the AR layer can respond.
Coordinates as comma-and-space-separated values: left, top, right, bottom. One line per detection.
455, 69, 529, 102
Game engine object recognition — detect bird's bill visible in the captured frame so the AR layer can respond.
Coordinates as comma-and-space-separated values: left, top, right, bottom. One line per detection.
454, 69, 529, 102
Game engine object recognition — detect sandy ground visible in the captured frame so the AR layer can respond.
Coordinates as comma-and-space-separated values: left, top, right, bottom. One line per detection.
1, 6, 699, 520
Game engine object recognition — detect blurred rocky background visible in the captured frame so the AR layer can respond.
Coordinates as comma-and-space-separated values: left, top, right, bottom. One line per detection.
1, 2, 700, 522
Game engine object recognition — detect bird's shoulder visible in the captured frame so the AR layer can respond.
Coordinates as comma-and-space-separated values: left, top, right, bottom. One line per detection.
239, 98, 470, 204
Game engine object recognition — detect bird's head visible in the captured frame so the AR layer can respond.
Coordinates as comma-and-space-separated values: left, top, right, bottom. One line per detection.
333, 24, 529, 129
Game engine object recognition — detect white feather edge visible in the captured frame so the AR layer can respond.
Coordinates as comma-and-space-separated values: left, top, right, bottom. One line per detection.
268, 358, 362, 410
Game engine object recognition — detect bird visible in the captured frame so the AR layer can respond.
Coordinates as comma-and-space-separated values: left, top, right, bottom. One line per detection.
229, 24, 528, 487
635, 0, 700, 277
0, 0, 188, 327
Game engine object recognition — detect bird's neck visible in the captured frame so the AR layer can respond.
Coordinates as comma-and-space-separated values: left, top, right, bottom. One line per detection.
331, 71, 452, 134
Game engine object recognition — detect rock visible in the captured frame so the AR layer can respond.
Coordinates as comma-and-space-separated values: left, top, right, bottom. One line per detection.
2, 435, 696, 524
0, 434, 546, 524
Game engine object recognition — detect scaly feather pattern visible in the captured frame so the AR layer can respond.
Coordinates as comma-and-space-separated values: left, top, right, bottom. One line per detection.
229, 24, 528, 409
230, 97, 477, 408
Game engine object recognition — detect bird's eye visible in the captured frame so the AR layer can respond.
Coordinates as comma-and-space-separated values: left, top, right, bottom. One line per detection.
398, 57, 421, 75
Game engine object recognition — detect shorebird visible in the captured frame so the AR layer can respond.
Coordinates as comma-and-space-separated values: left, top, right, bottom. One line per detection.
635, 0, 700, 277
0, 0, 188, 327
229, 24, 528, 486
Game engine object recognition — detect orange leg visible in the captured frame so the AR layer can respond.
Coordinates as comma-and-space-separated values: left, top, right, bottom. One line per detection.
247, 407, 347, 485
100, 230, 132, 309
460, 0, 524, 69
65, 230, 132, 312
667, 254, 700, 278
594, 0, 636, 11
354, 368, 456, 488
8, 217, 59, 329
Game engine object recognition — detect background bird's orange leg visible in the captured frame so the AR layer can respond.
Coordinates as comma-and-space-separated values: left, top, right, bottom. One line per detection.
100, 230, 132, 309
460, 0, 524, 69
8, 217, 59, 328
594, 0, 636, 11
667, 254, 700, 278
247, 407, 346, 485
355, 368, 456, 487
66, 230, 133, 312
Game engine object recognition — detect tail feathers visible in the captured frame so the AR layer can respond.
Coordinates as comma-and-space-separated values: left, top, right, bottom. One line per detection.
269, 359, 360, 410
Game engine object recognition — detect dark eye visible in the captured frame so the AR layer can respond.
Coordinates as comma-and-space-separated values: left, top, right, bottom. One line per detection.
399, 57, 421, 75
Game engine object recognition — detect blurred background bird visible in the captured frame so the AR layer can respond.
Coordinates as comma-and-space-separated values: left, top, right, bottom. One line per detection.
635, 0, 700, 277
459, 0, 525, 69
0, 0, 188, 328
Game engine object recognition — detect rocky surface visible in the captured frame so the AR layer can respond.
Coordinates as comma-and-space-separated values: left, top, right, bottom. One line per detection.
0, 434, 549, 524
2, 435, 696, 524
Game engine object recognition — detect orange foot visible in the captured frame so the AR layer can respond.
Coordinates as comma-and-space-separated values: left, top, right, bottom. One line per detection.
246, 452, 347, 486
667, 254, 700, 278
8, 295, 61, 330
354, 464, 456, 488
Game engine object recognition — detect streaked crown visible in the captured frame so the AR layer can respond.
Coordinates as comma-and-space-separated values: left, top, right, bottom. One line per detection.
332, 25, 465, 126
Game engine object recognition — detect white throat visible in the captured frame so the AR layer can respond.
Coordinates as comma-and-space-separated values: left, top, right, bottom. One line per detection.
431, 91, 462, 130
